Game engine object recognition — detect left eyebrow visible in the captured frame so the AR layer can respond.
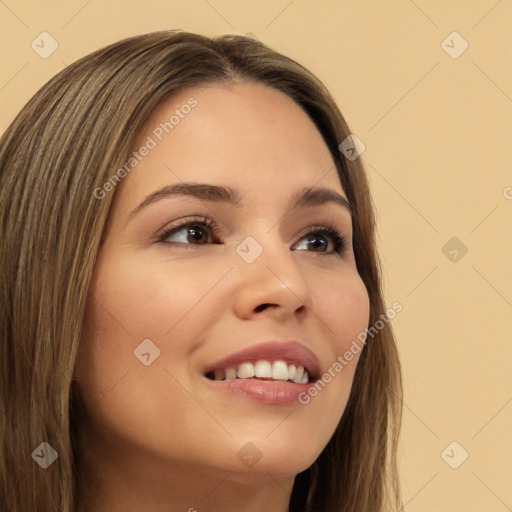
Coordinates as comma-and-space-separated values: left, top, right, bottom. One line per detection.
128, 182, 352, 220
290, 186, 352, 215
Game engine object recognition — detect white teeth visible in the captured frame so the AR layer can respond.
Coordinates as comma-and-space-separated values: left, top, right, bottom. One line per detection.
292, 365, 304, 383
272, 360, 289, 380
210, 359, 310, 383
254, 360, 272, 378
237, 362, 255, 379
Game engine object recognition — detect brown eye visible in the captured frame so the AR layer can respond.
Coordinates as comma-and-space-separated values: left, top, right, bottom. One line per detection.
293, 227, 346, 255
158, 217, 220, 246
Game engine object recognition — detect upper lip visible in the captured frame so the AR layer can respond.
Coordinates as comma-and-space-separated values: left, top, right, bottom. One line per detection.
203, 340, 321, 380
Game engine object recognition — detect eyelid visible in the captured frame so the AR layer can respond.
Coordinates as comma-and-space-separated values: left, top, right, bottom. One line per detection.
157, 216, 220, 242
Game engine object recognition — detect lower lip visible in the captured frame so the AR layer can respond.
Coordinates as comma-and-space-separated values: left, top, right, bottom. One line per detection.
203, 376, 316, 405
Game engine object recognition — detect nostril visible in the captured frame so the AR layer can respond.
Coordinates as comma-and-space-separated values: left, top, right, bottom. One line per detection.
255, 303, 274, 312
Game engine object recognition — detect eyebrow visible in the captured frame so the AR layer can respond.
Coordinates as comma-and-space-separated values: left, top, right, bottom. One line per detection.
128, 182, 352, 220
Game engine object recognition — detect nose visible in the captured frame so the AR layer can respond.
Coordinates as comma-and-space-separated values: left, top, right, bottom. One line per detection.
232, 236, 313, 321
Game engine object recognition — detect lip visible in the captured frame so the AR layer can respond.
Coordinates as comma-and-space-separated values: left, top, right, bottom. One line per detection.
202, 340, 321, 405
203, 377, 316, 405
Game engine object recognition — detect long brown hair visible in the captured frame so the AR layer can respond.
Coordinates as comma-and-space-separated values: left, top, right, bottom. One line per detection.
0, 30, 402, 511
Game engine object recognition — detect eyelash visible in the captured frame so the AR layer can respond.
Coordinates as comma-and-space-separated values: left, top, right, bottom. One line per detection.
157, 216, 347, 256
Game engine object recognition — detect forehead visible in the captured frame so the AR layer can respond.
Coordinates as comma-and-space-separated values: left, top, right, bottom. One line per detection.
115, 81, 345, 211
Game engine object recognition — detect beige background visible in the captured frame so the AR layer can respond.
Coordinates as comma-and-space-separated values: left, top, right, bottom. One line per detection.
1, 1, 511, 510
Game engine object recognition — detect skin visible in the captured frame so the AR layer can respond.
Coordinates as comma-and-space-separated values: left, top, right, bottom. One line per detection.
74, 81, 370, 512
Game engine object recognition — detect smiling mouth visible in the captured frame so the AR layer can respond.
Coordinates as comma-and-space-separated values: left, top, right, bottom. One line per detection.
205, 359, 311, 384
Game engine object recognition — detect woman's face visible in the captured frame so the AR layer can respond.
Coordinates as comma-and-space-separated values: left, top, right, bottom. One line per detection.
76, 81, 370, 485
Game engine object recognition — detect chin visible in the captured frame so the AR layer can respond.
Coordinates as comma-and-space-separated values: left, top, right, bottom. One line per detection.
218, 433, 323, 482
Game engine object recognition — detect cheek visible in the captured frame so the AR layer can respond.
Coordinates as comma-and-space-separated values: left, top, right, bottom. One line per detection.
76, 253, 230, 403
313, 268, 370, 352
75, 254, 225, 454
302, 268, 370, 411
88, 255, 226, 339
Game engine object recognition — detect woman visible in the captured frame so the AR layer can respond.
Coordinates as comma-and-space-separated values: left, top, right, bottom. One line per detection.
0, 30, 403, 512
